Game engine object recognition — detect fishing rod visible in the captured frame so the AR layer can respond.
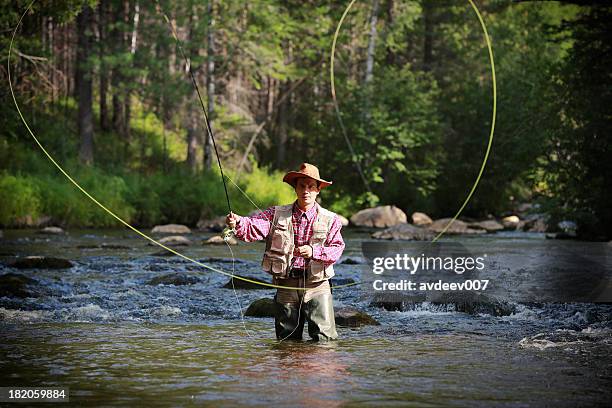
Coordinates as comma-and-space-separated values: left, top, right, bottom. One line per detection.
156, 2, 233, 218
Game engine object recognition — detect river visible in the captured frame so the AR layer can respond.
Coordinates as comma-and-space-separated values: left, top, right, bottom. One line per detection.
1, 228, 611, 406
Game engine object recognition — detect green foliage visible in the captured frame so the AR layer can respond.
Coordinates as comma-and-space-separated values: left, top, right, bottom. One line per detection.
0, 173, 41, 225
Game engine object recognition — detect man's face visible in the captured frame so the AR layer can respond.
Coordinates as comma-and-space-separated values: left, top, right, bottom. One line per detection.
295, 177, 320, 208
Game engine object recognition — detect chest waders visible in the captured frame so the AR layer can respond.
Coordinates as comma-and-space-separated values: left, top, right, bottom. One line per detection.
265, 205, 339, 341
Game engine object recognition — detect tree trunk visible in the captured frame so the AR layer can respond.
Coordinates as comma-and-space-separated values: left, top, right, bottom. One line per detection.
276, 80, 291, 168
111, 0, 124, 134
364, 0, 380, 85
203, 0, 215, 171
98, 0, 109, 130
76, 6, 95, 165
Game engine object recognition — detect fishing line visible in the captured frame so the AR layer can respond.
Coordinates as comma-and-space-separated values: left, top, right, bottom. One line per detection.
330, 0, 497, 242
7, 1, 344, 292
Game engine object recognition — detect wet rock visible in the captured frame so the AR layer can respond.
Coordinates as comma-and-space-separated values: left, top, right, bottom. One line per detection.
369, 293, 427, 311
0, 273, 39, 298
245, 298, 276, 318
10, 256, 74, 269
340, 257, 363, 265
520, 213, 548, 232
223, 275, 270, 290
146, 273, 200, 286
148, 235, 192, 246
151, 224, 192, 234
468, 220, 504, 233
411, 212, 433, 226
334, 307, 380, 327
372, 223, 434, 240
502, 215, 520, 230
204, 236, 238, 245
429, 292, 516, 317
38, 226, 65, 235
350, 206, 407, 228
197, 216, 226, 232
428, 218, 485, 235
330, 278, 356, 287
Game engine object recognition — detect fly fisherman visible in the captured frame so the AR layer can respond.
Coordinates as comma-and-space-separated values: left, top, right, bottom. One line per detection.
226, 163, 345, 341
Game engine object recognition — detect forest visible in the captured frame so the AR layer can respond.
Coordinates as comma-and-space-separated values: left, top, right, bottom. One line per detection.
1, 0, 610, 240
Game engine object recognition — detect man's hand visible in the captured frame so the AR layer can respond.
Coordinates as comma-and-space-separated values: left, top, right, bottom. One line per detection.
296, 245, 313, 259
226, 212, 240, 229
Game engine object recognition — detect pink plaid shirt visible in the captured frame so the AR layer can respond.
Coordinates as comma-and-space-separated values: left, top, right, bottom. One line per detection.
234, 201, 345, 269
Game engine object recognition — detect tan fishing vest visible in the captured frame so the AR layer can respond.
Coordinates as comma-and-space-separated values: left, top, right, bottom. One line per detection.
262, 203, 336, 282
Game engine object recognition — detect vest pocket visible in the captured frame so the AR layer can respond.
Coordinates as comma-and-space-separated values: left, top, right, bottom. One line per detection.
262, 254, 288, 277
309, 260, 333, 282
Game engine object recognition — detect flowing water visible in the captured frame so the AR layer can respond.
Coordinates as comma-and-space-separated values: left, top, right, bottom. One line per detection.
1, 228, 611, 406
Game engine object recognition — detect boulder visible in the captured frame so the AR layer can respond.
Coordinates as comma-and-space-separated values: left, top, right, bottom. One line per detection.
372, 223, 435, 241
0, 273, 39, 298
147, 273, 200, 286
38, 226, 64, 235
149, 235, 192, 246
411, 212, 433, 226
330, 278, 356, 287
204, 236, 238, 245
520, 213, 548, 232
428, 218, 485, 235
245, 298, 277, 318
468, 220, 504, 233
502, 215, 520, 229
369, 293, 427, 311
151, 224, 191, 234
337, 214, 349, 227
197, 216, 226, 232
350, 205, 407, 228
223, 275, 270, 290
340, 257, 363, 265
334, 307, 380, 327
429, 292, 516, 317
10, 256, 74, 269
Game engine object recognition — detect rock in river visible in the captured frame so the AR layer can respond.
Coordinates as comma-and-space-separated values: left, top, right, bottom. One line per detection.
151, 224, 192, 234
372, 223, 434, 240
147, 273, 200, 286
350, 205, 407, 228
0, 273, 40, 298
411, 212, 433, 226
204, 236, 238, 245
245, 298, 277, 318
10, 256, 74, 269
334, 307, 380, 327
148, 235, 192, 246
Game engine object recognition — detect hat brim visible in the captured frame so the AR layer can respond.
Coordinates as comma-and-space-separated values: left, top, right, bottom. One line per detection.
283, 172, 332, 189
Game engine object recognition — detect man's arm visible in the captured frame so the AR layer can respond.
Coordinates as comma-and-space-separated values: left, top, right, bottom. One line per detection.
310, 215, 345, 265
232, 207, 275, 242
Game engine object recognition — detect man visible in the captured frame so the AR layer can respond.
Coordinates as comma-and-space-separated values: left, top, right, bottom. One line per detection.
226, 163, 345, 341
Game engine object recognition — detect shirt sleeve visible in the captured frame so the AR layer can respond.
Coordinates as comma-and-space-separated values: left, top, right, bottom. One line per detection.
234, 207, 275, 242
311, 215, 345, 265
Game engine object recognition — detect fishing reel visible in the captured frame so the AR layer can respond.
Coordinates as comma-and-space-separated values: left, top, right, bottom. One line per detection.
222, 226, 236, 242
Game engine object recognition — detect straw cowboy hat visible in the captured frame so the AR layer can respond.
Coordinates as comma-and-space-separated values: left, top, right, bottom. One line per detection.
283, 163, 333, 189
